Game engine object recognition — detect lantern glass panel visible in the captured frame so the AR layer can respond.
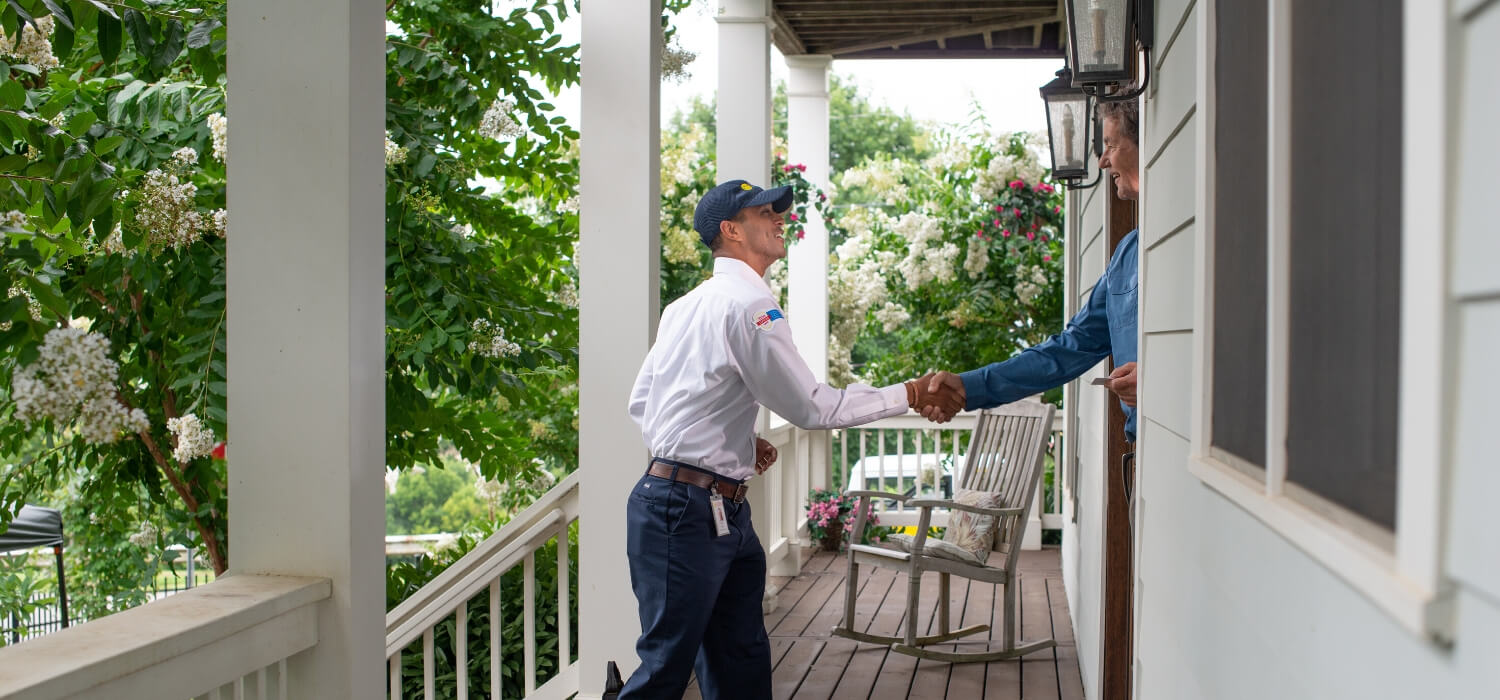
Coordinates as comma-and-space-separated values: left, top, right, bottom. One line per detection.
1046, 92, 1091, 178
1068, 0, 1132, 79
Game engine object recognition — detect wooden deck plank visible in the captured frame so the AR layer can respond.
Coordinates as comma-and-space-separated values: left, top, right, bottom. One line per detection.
1048, 577, 1085, 700
756, 545, 1081, 700
867, 568, 944, 700
804, 566, 894, 698
773, 640, 826, 697
1019, 574, 1061, 699
945, 576, 994, 696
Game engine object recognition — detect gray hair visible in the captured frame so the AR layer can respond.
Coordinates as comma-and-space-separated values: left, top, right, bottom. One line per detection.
1096, 87, 1139, 145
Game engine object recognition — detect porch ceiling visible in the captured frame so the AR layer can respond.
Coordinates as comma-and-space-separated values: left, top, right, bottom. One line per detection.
770, 0, 1067, 59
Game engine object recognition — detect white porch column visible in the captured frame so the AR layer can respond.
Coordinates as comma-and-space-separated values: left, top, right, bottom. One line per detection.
579, 1, 661, 696
716, 0, 772, 184
784, 55, 833, 496
717, 0, 787, 604
226, 0, 384, 696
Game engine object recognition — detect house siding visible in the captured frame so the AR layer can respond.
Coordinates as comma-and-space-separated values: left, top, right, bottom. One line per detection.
1130, 0, 1500, 698
1061, 117, 1112, 700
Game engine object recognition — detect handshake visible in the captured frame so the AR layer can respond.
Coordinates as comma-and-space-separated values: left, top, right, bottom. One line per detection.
903, 371, 965, 424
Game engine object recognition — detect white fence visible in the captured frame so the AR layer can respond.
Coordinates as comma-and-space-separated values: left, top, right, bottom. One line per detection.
830, 408, 1066, 549
384, 472, 580, 700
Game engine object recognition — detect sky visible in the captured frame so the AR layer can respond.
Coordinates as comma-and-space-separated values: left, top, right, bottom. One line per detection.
541, 2, 1064, 140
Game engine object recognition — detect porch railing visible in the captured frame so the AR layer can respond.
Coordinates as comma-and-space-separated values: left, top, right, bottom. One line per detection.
384, 471, 580, 700
0, 574, 329, 700
830, 407, 1065, 548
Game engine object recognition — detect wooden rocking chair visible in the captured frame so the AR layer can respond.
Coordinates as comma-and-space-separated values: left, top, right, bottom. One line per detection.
832, 401, 1057, 663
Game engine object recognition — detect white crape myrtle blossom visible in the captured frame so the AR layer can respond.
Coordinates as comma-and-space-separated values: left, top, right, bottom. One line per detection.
467, 318, 521, 358
171, 147, 199, 166
1014, 264, 1051, 304
209, 208, 227, 238
167, 413, 217, 464
135, 166, 204, 249
127, 521, 159, 548
839, 159, 908, 203
924, 139, 973, 173
2, 209, 26, 228
660, 27, 697, 84
479, 99, 523, 141
0, 15, 59, 71
552, 278, 578, 308
890, 211, 958, 290
102, 222, 126, 254
207, 113, 228, 162
662, 227, 700, 266
384, 136, 408, 166
11, 328, 148, 444
973, 137, 1047, 200
765, 259, 789, 308
963, 238, 990, 278
874, 302, 911, 333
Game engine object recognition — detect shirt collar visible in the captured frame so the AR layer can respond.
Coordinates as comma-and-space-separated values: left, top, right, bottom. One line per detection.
713, 256, 775, 298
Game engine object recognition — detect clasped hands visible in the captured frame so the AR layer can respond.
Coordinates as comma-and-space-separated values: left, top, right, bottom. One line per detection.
905, 372, 966, 424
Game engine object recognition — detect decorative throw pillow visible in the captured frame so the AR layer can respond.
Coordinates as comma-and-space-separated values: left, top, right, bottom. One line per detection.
942, 488, 1003, 563
887, 533, 988, 567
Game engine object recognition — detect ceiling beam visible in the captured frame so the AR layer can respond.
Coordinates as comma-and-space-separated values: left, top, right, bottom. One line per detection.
820, 13, 1061, 55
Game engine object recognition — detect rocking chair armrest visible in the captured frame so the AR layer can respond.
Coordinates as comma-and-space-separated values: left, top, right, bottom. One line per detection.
843, 489, 907, 503
905, 498, 1026, 519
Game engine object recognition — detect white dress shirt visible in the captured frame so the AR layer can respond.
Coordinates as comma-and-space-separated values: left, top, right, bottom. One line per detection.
629, 257, 908, 481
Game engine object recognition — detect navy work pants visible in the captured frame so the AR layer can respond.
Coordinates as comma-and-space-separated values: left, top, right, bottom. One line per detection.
619, 471, 772, 700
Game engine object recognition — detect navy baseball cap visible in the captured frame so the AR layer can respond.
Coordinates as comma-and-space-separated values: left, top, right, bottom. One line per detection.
693, 179, 794, 246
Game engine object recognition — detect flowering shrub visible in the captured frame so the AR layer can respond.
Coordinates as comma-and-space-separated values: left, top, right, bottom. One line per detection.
805, 488, 887, 548
825, 131, 1066, 391
0, 0, 587, 579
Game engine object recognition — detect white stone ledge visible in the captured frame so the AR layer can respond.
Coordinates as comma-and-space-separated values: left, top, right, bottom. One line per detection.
0, 574, 330, 700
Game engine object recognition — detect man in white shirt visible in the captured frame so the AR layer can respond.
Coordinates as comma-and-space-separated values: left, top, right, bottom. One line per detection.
619, 179, 963, 699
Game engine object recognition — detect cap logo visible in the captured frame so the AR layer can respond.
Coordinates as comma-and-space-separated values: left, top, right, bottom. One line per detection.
740, 183, 753, 190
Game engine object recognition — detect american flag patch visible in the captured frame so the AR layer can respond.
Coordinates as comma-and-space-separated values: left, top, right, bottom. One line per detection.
753, 308, 784, 331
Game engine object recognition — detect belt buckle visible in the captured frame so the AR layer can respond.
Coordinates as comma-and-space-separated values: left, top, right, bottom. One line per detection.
732, 483, 746, 504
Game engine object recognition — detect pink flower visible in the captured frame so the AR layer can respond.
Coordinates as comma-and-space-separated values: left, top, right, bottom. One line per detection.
1043, 255, 1052, 262
976, 230, 984, 238
782, 164, 793, 172
1041, 236, 1049, 242
797, 164, 807, 172
1001, 229, 1011, 237
818, 193, 826, 201
1013, 208, 1022, 217
797, 231, 805, 240
789, 213, 799, 222
211, 442, 227, 460
992, 219, 1001, 227
1053, 205, 1062, 214
1009, 179, 1024, 189
994, 205, 1004, 212
1027, 232, 1036, 240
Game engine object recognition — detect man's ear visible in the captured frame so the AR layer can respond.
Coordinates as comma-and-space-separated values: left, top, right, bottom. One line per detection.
718, 218, 738, 244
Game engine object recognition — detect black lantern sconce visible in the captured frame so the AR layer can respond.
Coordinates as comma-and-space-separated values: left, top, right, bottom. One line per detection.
1062, 0, 1153, 102
1040, 68, 1103, 190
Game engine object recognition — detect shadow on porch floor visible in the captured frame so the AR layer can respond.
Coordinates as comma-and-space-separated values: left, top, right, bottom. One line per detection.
687, 546, 1083, 700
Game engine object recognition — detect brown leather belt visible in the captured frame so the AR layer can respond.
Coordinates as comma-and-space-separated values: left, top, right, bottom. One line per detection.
647, 459, 749, 503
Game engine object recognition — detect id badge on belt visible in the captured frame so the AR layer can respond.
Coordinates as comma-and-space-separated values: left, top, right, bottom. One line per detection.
709, 491, 731, 537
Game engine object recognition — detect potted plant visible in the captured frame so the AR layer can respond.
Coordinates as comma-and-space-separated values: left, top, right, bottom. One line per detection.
805, 490, 886, 552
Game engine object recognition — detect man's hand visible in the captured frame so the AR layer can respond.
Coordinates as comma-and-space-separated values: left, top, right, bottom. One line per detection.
1106, 362, 1137, 407
906, 371, 966, 423
754, 437, 777, 474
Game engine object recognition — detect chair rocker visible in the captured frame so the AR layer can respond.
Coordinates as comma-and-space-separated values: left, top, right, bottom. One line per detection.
831, 401, 1057, 663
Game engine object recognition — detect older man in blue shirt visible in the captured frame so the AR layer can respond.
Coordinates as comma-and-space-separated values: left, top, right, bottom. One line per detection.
925, 96, 1140, 440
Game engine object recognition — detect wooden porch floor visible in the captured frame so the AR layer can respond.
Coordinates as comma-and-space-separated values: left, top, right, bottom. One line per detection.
688, 546, 1083, 700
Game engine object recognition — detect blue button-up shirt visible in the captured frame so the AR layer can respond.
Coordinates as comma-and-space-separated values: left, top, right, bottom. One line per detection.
959, 230, 1139, 441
